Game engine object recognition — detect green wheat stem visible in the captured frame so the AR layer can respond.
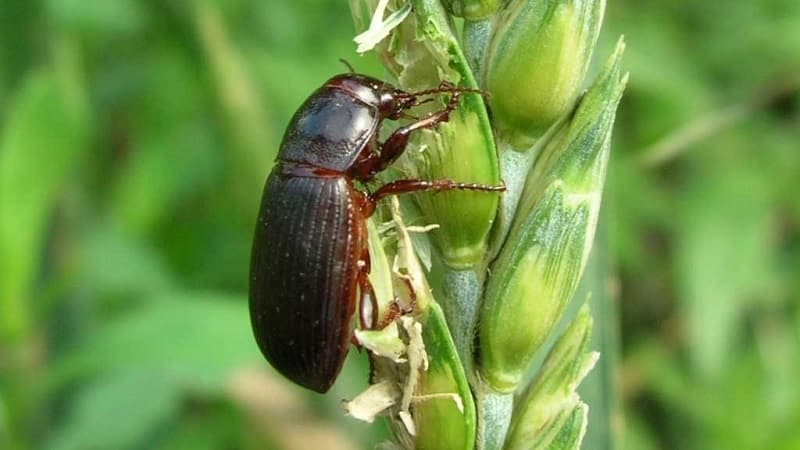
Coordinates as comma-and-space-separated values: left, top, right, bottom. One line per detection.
475, 389, 514, 450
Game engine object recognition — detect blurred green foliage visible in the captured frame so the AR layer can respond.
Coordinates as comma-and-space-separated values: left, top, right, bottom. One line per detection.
0, 1, 798, 450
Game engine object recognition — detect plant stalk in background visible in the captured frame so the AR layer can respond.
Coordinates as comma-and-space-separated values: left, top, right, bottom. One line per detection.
349, 0, 625, 448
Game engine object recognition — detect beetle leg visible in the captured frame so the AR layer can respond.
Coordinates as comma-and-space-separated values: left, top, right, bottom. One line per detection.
375, 91, 463, 172
370, 178, 505, 204
373, 275, 419, 328
358, 269, 410, 331
355, 229, 380, 332
358, 271, 411, 330
358, 265, 420, 330
395, 275, 417, 315
357, 273, 379, 330
404, 81, 487, 99
374, 302, 402, 330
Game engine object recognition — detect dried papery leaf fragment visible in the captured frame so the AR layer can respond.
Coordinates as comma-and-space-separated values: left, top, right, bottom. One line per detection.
344, 381, 402, 423
353, 0, 412, 53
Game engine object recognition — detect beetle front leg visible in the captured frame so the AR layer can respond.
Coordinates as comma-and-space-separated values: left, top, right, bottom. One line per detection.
375, 92, 463, 173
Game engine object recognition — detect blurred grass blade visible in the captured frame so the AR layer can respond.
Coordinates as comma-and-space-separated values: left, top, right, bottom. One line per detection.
45, 293, 260, 449
73, 226, 174, 300
192, 0, 272, 208
49, 293, 259, 386
105, 50, 219, 237
576, 216, 619, 450
45, 372, 182, 450
0, 394, 9, 449
0, 50, 91, 342
677, 159, 776, 379
46, 0, 147, 36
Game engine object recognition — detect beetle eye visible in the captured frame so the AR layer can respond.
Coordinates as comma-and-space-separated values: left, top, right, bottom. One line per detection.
378, 91, 399, 117
384, 96, 414, 120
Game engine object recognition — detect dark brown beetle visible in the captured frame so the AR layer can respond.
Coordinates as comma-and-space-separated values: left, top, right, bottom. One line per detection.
249, 73, 503, 393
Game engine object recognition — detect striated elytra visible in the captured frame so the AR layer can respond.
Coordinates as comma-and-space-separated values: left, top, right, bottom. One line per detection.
249, 73, 503, 393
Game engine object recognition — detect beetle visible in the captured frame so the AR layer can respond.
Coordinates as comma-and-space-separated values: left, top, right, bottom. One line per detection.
249, 73, 504, 393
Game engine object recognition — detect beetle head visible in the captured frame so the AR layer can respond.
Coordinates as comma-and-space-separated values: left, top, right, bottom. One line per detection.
326, 74, 486, 121
325, 74, 394, 107
384, 81, 489, 120
326, 73, 420, 119
380, 91, 427, 120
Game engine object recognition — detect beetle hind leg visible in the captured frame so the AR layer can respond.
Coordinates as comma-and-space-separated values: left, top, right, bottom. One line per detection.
356, 266, 418, 331
356, 269, 405, 331
394, 275, 417, 315
374, 301, 402, 330
372, 275, 418, 329
357, 272, 379, 330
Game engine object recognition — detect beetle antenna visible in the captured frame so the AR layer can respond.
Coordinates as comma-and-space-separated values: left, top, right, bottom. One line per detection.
339, 58, 357, 73
410, 97, 435, 108
404, 84, 490, 99
398, 111, 422, 120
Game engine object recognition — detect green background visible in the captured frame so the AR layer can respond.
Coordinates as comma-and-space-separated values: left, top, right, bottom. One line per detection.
0, 1, 798, 449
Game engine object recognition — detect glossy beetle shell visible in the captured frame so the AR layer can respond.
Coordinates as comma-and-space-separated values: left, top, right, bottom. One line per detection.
249, 169, 366, 393
279, 84, 380, 172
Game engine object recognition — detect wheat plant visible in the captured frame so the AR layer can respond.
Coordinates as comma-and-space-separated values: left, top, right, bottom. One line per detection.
345, 0, 626, 448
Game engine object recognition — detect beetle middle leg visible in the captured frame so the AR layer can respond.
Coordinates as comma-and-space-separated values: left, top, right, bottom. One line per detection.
370, 178, 506, 204
355, 241, 379, 331
355, 243, 400, 331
